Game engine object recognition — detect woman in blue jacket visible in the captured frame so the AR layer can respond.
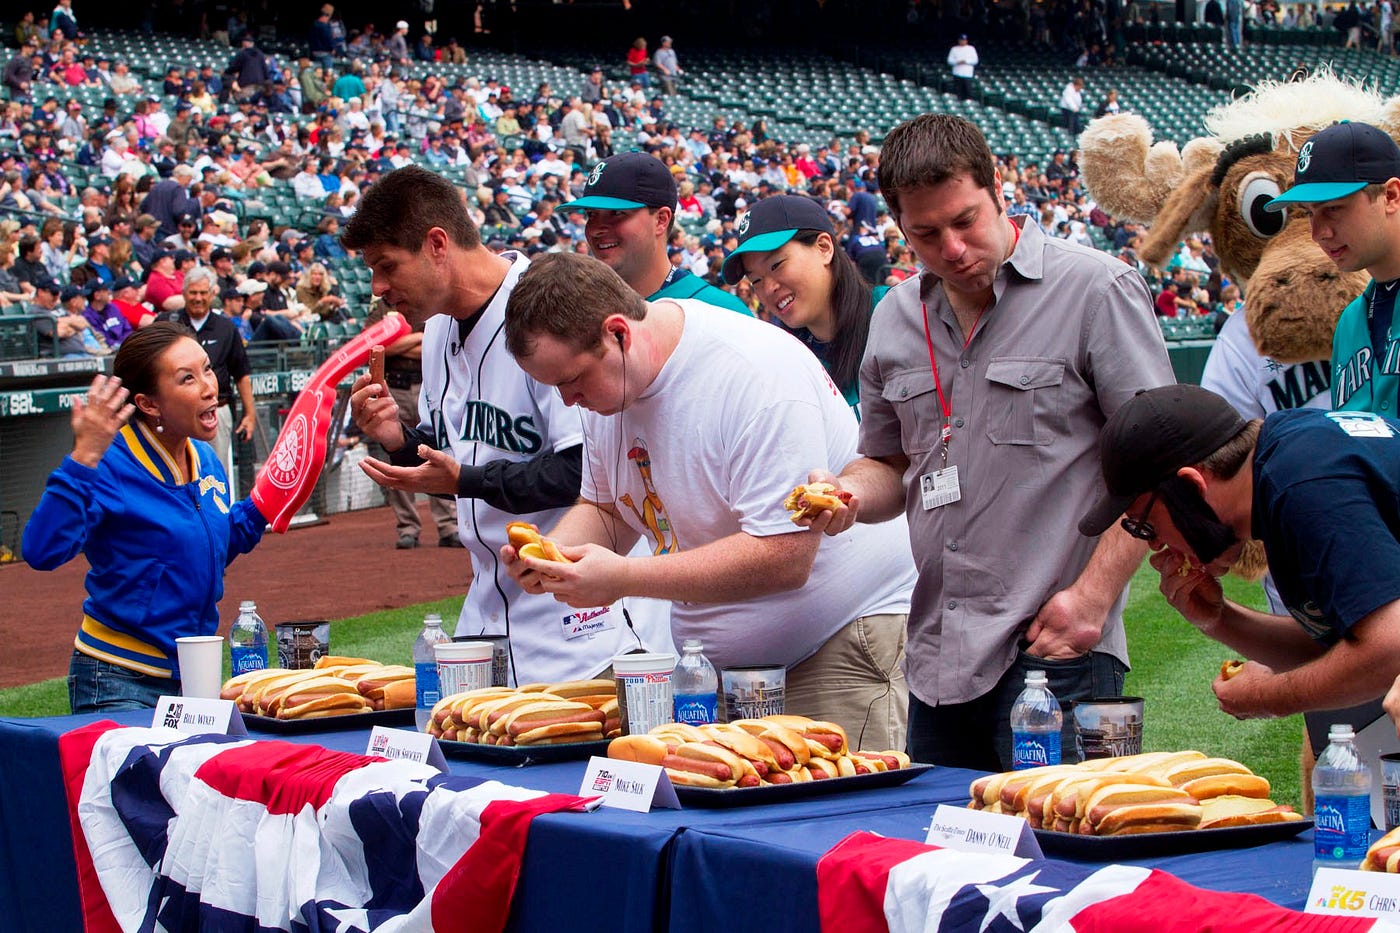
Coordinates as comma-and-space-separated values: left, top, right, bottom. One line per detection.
23, 322, 268, 712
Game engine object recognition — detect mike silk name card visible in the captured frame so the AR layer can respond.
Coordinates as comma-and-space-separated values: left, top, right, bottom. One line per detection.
580, 756, 681, 813
926, 803, 1043, 859
152, 696, 246, 736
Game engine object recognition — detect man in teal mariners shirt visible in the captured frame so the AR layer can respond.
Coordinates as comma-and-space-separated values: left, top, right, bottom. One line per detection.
571, 151, 752, 315
1267, 120, 1400, 414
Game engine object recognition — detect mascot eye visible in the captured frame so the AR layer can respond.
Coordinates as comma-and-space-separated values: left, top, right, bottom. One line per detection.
1238, 173, 1285, 238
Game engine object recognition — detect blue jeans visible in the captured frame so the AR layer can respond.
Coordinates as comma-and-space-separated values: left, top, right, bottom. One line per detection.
68, 650, 181, 714
908, 643, 1127, 771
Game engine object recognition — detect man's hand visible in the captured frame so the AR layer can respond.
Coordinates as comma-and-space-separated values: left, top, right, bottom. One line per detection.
501, 541, 629, 608
1212, 660, 1278, 719
1150, 546, 1226, 636
360, 445, 459, 495
349, 372, 405, 450
1025, 586, 1108, 659
235, 410, 255, 441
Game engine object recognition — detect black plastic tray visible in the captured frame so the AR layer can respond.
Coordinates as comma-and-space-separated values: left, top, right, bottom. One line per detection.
674, 764, 933, 808
439, 738, 612, 766
240, 708, 415, 733
1034, 818, 1312, 859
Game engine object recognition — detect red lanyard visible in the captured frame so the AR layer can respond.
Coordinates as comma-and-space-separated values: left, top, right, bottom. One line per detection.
918, 218, 1020, 462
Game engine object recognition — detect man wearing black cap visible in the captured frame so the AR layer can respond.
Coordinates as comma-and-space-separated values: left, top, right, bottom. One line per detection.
1081, 384, 1400, 719
70, 233, 114, 289
572, 152, 750, 315
31, 283, 92, 358
1266, 120, 1400, 414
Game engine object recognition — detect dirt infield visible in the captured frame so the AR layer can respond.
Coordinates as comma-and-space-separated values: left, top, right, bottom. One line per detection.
0, 505, 471, 689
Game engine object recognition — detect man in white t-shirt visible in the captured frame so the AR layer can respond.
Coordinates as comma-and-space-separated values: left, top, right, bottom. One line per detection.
501, 252, 917, 750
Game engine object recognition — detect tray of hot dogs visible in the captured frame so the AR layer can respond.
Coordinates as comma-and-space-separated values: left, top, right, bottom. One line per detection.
968, 751, 1309, 858
608, 716, 926, 806
424, 680, 622, 764
221, 659, 418, 731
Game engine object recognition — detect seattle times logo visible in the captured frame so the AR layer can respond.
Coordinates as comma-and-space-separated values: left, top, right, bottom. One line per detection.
265, 410, 312, 490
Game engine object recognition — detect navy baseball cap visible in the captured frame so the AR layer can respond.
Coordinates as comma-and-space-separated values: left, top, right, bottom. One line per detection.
721, 195, 835, 284
1078, 385, 1247, 537
85, 279, 111, 296
60, 285, 83, 302
1266, 121, 1400, 211
570, 152, 677, 211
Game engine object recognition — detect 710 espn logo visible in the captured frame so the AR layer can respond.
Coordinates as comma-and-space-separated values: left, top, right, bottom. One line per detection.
1314, 883, 1400, 913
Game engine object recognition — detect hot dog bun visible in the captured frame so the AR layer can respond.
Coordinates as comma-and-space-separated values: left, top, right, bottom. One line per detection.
506, 521, 573, 563
1363, 826, 1400, 872
1220, 660, 1246, 681
1198, 795, 1302, 829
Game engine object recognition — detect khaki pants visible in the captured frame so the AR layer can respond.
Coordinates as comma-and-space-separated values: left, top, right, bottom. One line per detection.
785, 612, 908, 753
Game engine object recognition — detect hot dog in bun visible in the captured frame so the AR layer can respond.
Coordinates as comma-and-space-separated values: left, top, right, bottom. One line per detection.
782, 482, 853, 523
506, 521, 572, 563
1364, 826, 1400, 872
1220, 660, 1246, 680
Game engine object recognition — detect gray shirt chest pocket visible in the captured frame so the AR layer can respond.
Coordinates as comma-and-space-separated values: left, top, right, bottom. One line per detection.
984, 358, 1067, 446
881, 370, 941, 455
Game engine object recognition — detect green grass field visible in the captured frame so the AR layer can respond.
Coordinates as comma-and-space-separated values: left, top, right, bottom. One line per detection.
0, 565, 1307, 805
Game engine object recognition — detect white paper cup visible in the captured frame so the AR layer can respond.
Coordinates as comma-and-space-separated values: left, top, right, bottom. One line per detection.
176, 635, 224, 699
612, 651, 676, 735
436, 640, 493, 696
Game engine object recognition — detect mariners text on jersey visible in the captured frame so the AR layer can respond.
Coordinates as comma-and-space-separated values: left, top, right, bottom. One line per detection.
434, 402, 542, 454
1333, 345, 1400, 407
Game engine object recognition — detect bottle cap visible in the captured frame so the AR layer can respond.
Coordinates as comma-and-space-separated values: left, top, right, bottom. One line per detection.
683, 638, 702, 651
239, 600, 256, 612
425, 613, 442, 624
1329, 723, 1355, 740
1025, 670, 1048, 686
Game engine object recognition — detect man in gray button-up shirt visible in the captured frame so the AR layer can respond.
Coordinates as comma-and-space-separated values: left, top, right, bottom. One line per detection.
813, 114, 1174, 771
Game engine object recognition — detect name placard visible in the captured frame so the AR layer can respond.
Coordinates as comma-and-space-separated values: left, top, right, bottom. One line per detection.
925, 803, 1043, 859
579, 756, 680, 813
365, 726, 447, 771
152, 696, 246, 736
1306, 867, 1400, 919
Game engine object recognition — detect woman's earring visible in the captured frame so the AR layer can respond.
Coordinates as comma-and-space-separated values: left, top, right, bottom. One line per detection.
155, 418, 164, 434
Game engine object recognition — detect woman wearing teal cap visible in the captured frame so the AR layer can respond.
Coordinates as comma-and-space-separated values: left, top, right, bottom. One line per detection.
721, 194, 886, 414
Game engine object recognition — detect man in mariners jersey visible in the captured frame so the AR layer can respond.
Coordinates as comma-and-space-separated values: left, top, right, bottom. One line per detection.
344, 166, 670, 686
572, 151, 753, 315
1082, 385, 1400, 721
1266, 120, 1400, 414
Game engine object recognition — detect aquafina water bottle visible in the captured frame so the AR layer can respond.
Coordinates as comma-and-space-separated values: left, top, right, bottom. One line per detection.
413, 614, 451, 731
672, 639, 718, 725
228, 601, 268, 675
1010, 670, 1063, 770
1313, 723, 1373, 874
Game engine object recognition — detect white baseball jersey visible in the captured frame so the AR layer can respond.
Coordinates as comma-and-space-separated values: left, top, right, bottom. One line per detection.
1201, 308, 1331, 613
419, 252, 671, 684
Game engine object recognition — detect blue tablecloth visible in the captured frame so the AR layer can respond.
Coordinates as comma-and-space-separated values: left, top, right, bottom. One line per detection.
0, 711, 977, 933
667, 800, 1318, 933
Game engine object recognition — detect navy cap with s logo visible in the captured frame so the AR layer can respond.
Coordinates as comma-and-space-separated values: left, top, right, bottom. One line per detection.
1266, 120, 1400, 211
569, 152, 677, 211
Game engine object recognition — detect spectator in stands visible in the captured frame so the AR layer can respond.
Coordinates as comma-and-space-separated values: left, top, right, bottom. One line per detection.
39, 219, 81, 287
50, 0, 80, 40
626, 37, 650, 88
109, 276, 153, 329
142, 165, 200, 238
295, 262, 347, 321
571, 151, 750, 314
30, 283, 89, 358
947, 34, 979, 99
71, 234, 114, 289
1156, 270, 1199, 317
655, 36, 683, 96
722, 195, 881, 414
484, 186, 520, 227
130, 215, 160, 271
163, 213, 200, 252
100, 131, 135, 179
141, 250, 185, 313
311, 7, 336, 68
1060, 76, 1086, 137
1094, 88, 1122, 118
13, 12, 42, 46
0, 245, 32, 308
83, 280, 132, 348
227, 34, 270, 103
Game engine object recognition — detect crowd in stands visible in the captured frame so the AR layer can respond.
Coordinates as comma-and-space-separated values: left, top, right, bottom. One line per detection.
0, 1, 1281, 362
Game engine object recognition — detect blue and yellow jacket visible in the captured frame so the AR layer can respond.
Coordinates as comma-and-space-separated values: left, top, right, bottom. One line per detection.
22, 422, 266, 679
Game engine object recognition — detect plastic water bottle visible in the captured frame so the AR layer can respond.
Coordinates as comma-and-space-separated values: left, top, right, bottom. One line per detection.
413, 614, 451, 731
228, 601, 268, 675
1010, 671, 1063, 770
1313, 723, 1373, 874
672, 639, 718, 725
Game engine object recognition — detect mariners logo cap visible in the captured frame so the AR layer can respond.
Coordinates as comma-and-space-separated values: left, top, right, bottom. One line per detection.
1078, 384, 1247, 537
569, 152, 677, 211
721, 195, 836, 284
1266, 120, 1400, 211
